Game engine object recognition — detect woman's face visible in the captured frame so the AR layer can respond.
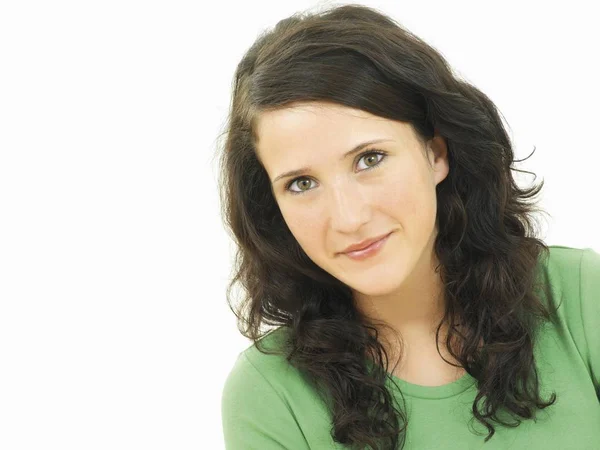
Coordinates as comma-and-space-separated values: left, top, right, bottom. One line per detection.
254, 101, 449, 299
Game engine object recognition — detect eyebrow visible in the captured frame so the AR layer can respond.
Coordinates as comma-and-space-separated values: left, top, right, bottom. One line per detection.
271, 139, 394, 185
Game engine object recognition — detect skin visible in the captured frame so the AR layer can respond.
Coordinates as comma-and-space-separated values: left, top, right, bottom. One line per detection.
255, 101, 466, 385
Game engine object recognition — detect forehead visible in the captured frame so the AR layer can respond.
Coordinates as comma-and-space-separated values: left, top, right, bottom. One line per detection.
255, 102, 410, 161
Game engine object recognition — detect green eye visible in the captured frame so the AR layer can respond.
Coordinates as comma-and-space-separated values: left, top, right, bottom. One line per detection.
285, 150, 387, 195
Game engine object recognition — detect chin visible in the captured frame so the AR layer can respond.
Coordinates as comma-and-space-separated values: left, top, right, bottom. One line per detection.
351, 281, 400, 298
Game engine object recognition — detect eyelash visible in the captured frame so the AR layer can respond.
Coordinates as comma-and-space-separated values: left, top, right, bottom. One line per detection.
285, 149, 388, 195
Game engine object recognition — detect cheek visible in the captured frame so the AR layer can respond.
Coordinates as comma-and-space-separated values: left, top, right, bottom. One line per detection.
382, 178, 417, 218
279, 204, 323, 250
384, 177, 435, 227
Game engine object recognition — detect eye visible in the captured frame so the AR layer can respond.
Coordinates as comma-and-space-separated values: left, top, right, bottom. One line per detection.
285, 150, 387, 195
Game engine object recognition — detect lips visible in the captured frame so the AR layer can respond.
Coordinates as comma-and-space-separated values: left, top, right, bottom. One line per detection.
340, 232, 392, 254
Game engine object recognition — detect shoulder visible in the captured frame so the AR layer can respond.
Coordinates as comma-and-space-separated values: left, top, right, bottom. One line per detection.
537, 245, 599, 343
233, 326, 298, 384
537, 244, 600, 298
222, 326, 314, 404
539, 245, 600, 391
221, 327, 321, 449
535, 245, 590, 301
541, 245, 587, 275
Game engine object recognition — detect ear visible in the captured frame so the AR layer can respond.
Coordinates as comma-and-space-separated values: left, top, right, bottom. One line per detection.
428, 132, 449, 185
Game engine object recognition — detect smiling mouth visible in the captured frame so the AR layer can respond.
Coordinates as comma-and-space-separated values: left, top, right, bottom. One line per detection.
341, 231, 393, 260
340, 232, 393, 254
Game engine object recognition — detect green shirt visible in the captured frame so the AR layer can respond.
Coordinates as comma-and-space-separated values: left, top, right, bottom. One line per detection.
221, 245, 600, 449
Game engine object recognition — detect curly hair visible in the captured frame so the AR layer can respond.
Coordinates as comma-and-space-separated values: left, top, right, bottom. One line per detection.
216, 4, 558, 449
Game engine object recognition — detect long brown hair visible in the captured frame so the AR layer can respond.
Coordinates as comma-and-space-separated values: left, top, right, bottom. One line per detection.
216, 4, 558, 449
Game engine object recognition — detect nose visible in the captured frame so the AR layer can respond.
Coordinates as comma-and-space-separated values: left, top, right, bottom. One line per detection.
328, 182, 372, 233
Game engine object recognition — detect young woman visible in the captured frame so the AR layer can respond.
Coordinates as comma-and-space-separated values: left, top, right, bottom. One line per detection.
218, 4, 600, 449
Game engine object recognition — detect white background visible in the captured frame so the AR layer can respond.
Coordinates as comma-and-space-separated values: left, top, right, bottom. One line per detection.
0, 0, 598, 449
